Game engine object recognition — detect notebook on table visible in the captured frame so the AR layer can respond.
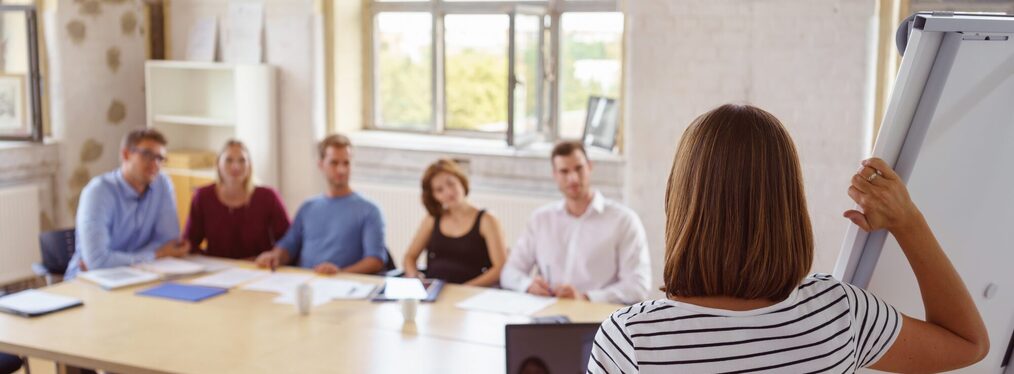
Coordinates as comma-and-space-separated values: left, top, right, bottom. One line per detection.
136, 283, 228, 303
0, 290, 83, 317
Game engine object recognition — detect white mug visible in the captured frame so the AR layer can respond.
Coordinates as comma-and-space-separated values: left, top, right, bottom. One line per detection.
400, 298, 418, 322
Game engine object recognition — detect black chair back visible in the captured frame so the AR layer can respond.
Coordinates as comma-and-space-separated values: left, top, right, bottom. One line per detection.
0, 352, 23, 374
376, 247, 404, 277
38, 228, 75, 275
383, 247, 397, 272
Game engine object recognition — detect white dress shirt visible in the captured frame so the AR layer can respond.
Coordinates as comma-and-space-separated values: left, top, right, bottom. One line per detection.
500, 191, 652, 305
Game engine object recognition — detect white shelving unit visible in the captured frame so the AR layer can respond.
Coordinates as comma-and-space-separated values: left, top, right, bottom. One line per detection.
145, 60, 278, 186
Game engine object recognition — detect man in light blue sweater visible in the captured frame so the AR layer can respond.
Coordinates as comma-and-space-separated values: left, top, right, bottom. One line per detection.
255, 134, 387, 275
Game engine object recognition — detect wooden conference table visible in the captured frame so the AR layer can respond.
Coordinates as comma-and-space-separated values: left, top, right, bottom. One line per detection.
0, 260, 621, 373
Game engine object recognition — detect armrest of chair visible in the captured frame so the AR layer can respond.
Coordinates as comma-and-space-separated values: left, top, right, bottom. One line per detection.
32, 263, 61, 286
31, 263, 48, 277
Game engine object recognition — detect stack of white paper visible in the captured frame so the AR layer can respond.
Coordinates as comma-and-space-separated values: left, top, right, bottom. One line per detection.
135, 258, 206, 276
382, 278, 428, 300
184, 255, 234, 273
311, 279, 377, 300
456, 289, 557, 316
189, 268, 269, 289
0, 290, 82, 317
273, 279, 377, 306
273, 289, 333, 307
239, 273, 313, 294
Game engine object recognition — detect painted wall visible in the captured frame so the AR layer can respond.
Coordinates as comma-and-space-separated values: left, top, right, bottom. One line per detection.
624, 0, 878, 290
45, 0, 149, 227
165, 0, 327, 213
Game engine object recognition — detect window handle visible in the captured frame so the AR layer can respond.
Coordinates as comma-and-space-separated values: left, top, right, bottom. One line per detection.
512, 74, 525, 87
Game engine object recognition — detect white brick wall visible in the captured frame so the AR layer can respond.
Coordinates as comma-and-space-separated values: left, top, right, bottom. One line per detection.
624, 0, 878, 291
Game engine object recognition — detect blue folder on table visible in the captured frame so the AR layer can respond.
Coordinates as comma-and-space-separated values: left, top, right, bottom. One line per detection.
136, 283, 227, 303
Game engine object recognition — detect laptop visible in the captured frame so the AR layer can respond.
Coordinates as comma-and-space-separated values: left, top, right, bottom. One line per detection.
505, 323, 601, 374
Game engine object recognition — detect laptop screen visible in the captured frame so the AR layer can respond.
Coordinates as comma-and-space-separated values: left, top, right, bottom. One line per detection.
505, 323, 601, 374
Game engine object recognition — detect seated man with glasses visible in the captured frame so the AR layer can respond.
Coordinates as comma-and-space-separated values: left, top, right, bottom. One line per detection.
65, 128, 190, 279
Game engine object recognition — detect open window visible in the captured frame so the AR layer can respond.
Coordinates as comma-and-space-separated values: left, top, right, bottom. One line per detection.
508, 6, 549, 147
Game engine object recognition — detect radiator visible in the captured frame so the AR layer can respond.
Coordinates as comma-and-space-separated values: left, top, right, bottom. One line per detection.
356, 181, 555, 268
0, 184, 41, 285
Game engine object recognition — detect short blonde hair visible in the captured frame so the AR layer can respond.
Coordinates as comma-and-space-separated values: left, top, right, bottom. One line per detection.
215, 139, 255, 194
663, 104, 813, 301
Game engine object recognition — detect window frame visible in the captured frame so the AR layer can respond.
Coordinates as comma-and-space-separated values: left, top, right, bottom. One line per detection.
0, 5, 43, 142
366, 0, 620, 145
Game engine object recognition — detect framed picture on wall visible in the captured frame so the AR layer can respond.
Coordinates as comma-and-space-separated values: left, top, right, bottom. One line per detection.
0, 73, 26, 131
581, 96, 619, 151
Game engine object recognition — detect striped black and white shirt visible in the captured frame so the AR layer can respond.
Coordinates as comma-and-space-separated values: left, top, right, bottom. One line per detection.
587, 274, 902, 373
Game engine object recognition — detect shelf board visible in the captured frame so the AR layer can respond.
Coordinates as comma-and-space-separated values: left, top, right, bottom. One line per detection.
163, 167, 217, 179
153, 114, 234, 127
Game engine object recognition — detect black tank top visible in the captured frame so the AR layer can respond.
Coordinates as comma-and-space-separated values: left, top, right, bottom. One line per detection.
425, 210, 493, 284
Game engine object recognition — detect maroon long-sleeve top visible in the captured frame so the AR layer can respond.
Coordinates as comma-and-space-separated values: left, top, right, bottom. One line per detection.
184, 184, 291, 259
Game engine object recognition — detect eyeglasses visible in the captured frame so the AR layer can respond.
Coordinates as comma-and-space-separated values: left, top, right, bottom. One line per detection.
130, 147, 167, 164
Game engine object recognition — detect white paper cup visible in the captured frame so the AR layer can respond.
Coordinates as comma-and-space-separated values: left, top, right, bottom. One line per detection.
400, 298, 418, 322
297, 283, 313, 315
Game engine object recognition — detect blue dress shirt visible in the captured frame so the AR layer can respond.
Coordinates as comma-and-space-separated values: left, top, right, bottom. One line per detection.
65, 170, 179, 279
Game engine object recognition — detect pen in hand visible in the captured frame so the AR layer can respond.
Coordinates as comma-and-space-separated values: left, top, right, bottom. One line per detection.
543, 266, 555, 296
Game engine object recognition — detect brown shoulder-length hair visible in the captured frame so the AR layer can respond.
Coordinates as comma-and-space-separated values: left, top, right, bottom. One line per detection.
421, 159, 470, 217
663, 104, 813, 301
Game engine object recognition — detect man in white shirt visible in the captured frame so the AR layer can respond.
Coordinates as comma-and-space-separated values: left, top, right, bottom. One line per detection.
500, 141, 651, 305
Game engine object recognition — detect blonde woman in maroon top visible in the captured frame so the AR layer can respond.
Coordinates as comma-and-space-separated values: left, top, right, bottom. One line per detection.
184, 140, 291, 259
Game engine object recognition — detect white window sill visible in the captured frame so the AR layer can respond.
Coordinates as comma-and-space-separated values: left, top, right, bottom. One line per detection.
0, 138, 57, 149
0, 140, 60, 182
346, 130, 626, 199
347, 130, 624, 164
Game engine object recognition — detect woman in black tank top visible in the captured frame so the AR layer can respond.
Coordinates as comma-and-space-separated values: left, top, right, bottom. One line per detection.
402, 159, 507, 286
426, 210, 493, 283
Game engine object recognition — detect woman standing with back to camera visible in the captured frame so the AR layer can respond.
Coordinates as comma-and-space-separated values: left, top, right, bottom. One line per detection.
588, 104, 988, 373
